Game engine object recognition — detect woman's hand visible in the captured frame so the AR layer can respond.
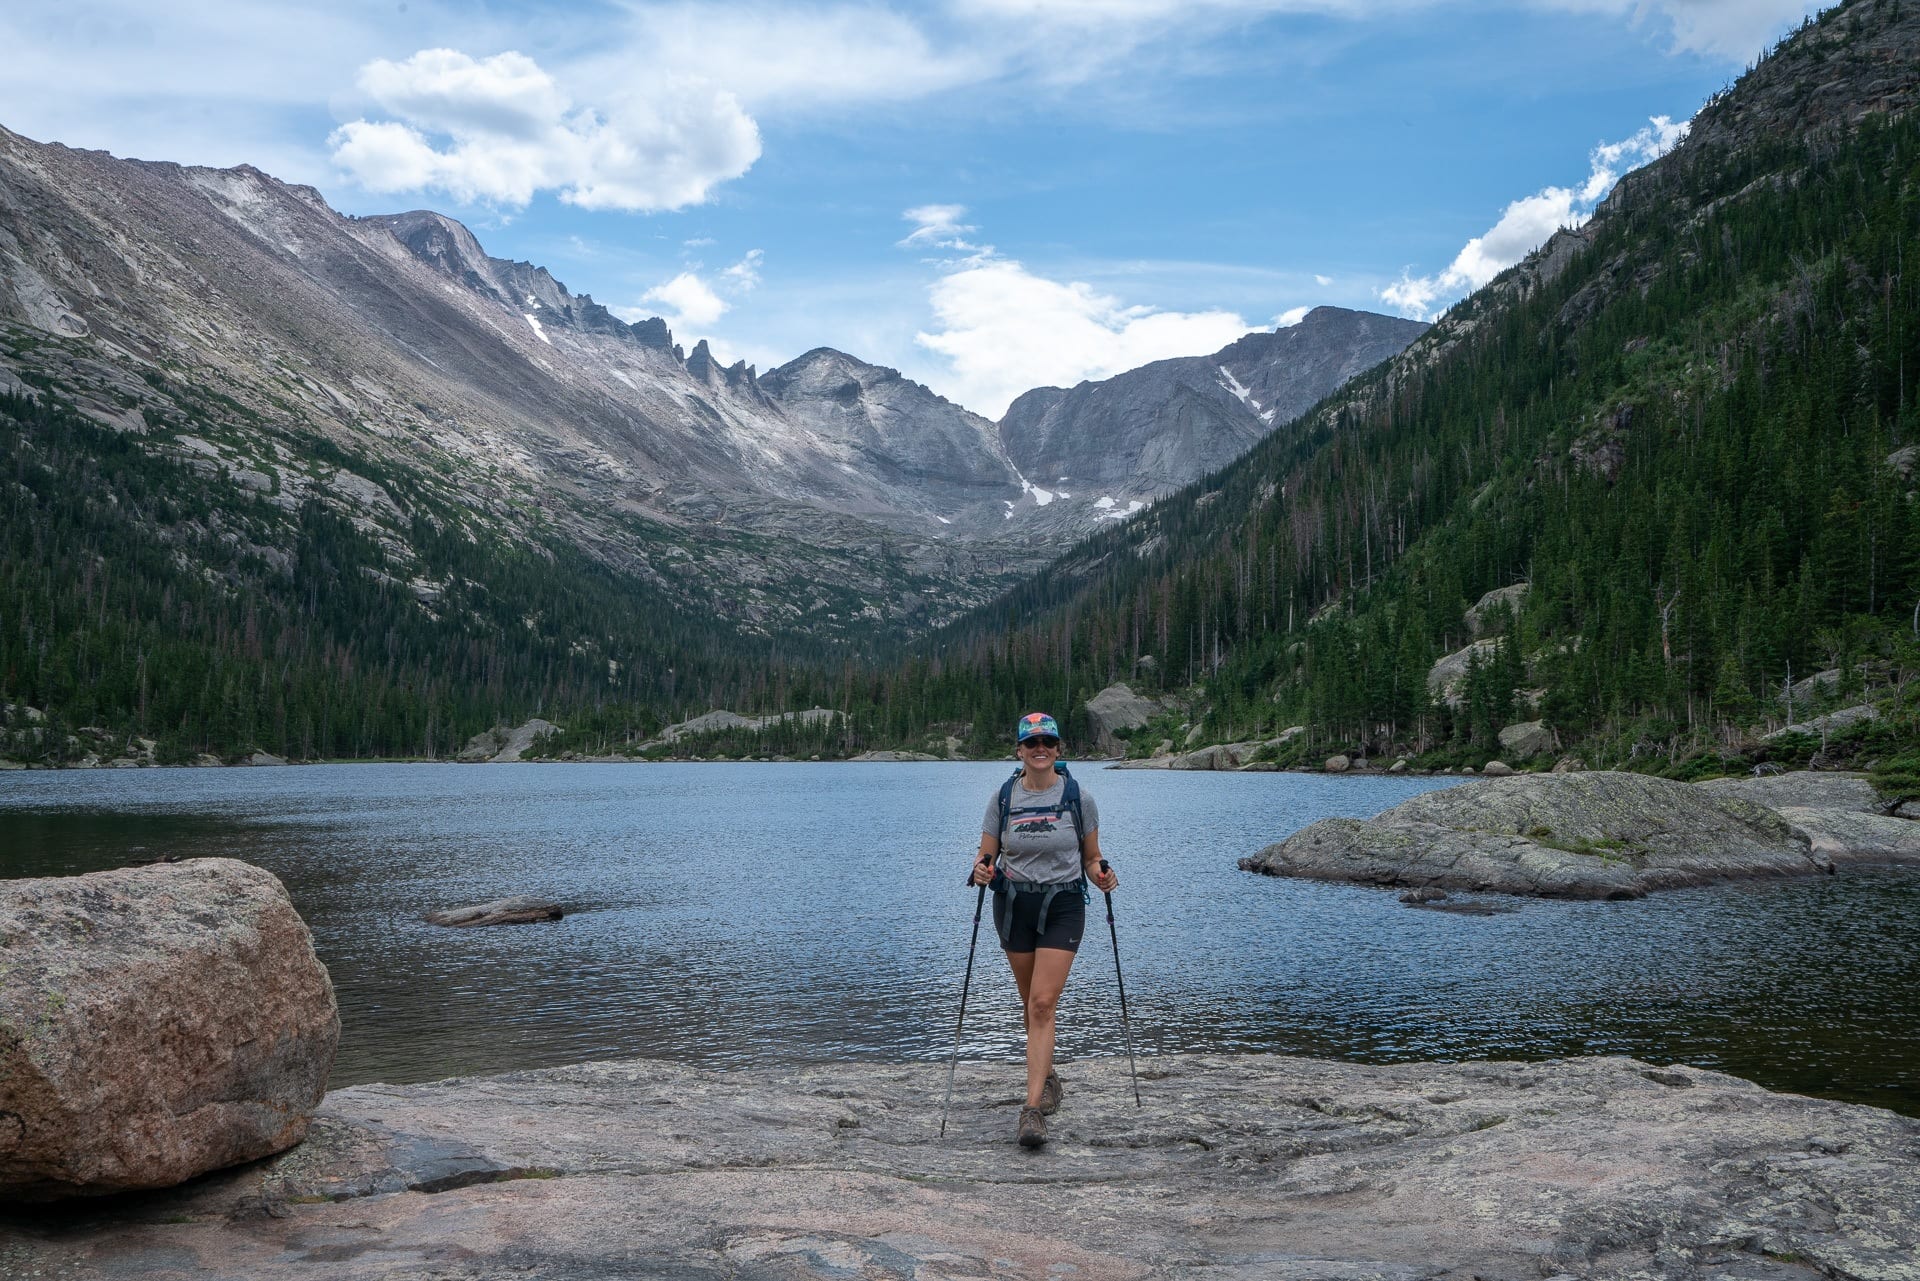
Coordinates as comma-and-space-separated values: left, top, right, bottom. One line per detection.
971, 857, 996, 886
1090, 860, 1118, 893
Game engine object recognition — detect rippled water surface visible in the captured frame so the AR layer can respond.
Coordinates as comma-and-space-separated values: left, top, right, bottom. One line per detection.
4, 763, 1917, 1114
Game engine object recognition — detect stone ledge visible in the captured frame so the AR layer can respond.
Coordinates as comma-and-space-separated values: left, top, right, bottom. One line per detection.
4, 1053, 1915, 1280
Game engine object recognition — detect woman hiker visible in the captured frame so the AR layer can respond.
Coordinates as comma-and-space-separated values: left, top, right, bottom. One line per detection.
970, 711, 1119, 1148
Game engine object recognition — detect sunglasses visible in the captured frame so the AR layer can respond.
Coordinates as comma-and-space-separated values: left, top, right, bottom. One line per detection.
1021, 737, 1061, 750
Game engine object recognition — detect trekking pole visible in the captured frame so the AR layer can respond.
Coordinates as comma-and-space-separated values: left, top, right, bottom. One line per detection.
939, 855, 993, 1138
1099, 859, 1142, 1107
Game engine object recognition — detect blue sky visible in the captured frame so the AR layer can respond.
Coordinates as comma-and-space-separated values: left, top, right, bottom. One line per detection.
3, 0, 1826, 417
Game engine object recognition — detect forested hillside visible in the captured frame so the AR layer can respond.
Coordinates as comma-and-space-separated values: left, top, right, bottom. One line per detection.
0, 386, 854, 762
854, 0, 1920, 771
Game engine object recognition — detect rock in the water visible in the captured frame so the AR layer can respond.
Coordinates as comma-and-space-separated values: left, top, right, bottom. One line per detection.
1481, 760, 1515, 777
16, 1054, 1918, 1281
1497, 719, 1556, 758
1399, 886, 1447, 903
0, 859, 339, 1199
1325, 754, 1351, 773
1241, 771, 1824, 899
1083, 683, 1170, 756
1696, 770, 1882, 813
422, 896, 565, 927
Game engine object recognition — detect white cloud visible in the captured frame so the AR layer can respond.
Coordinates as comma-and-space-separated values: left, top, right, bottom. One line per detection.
914, 256, 1250, 418
1544, 0, 1823, 62
900, 204, 985, 252
329, 48, 761, 212
1274, 305, 1311, 327
1380, 114, 1686, 321
640, 271, 730, 328
625, 248, 765, 334
1314, 273, 1334, 287
722, 249, 765, 290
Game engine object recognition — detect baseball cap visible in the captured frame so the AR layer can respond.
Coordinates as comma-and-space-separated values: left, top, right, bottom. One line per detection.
1016, 712, 1061, 743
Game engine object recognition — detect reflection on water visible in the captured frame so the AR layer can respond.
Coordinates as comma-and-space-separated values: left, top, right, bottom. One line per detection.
3, 762, 1917, 1116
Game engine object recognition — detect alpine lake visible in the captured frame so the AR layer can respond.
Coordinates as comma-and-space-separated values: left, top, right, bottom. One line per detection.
2, 762, 1916, 1117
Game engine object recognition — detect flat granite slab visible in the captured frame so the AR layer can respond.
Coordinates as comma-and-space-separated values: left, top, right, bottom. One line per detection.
3, 1054, 1916, 1280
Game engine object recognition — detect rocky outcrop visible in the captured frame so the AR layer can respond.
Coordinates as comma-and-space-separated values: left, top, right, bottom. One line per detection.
458, 717, 563, 763
10, 1054, 1917, 1280
1464, 582, 1529, 636
1241, 771, 1825, 899
0, 859, 338, 1199
1170, 740, 1264, 770
422, 896, 564, 927
1082, 682, 1169, 755
1696, 770, 1882, 814
1764, 704, 1879, 740
1777, 807, 1920, 866
1426, 638, 1501, 706
848, 749, 943, 762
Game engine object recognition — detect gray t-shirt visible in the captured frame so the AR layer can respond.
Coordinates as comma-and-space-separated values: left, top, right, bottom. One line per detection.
982, 777, 1099, 885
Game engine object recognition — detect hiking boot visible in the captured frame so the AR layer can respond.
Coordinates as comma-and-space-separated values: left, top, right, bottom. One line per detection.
1038, 1070, 1063, 1115
1017, 1105, 1048, 1148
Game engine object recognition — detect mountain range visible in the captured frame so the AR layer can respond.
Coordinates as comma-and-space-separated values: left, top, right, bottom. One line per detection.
0, 128, 1422, 642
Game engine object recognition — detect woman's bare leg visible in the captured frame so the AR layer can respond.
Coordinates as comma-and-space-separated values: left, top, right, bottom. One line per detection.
1021, 947, 1075, 1107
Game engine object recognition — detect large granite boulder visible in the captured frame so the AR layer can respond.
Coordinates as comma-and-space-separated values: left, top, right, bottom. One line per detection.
0, 859, 339, 1199
1241, 771, 1824, 899
1083, 683, 1167, 755
1497, 719, 1556, 758
1169, 740, 1264, 770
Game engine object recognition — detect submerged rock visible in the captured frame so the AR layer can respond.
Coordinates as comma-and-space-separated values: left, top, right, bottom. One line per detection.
0, 859, 338, 1199
11, 1054, 1916, 1280
1241, 771, 1823, 899
423, 896, 564, 927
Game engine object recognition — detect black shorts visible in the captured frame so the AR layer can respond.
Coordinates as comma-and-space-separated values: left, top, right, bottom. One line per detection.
993, 885, 1086, 954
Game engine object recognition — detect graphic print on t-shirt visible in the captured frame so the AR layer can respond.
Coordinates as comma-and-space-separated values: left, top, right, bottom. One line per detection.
1010, 806, 1061, 836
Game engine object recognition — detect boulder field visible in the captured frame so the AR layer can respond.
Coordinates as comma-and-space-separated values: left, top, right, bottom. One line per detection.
2, 1054, 1915, 1280
0, 859, 340, 1199
1241, 770, 1920, 899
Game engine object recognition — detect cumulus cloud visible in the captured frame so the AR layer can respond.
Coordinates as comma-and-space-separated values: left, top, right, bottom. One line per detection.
641, 271, 729, 327
626, 248, 766, 332
328, 48, 761, 211
1380, 114, 1686, 320
913, 253, 1250, 418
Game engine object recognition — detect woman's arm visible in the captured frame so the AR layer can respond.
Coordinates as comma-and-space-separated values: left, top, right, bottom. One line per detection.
1081, 828, 1117, 892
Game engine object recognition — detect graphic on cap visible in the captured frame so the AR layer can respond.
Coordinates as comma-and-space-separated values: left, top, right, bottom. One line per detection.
1017, 712, 1061, 742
